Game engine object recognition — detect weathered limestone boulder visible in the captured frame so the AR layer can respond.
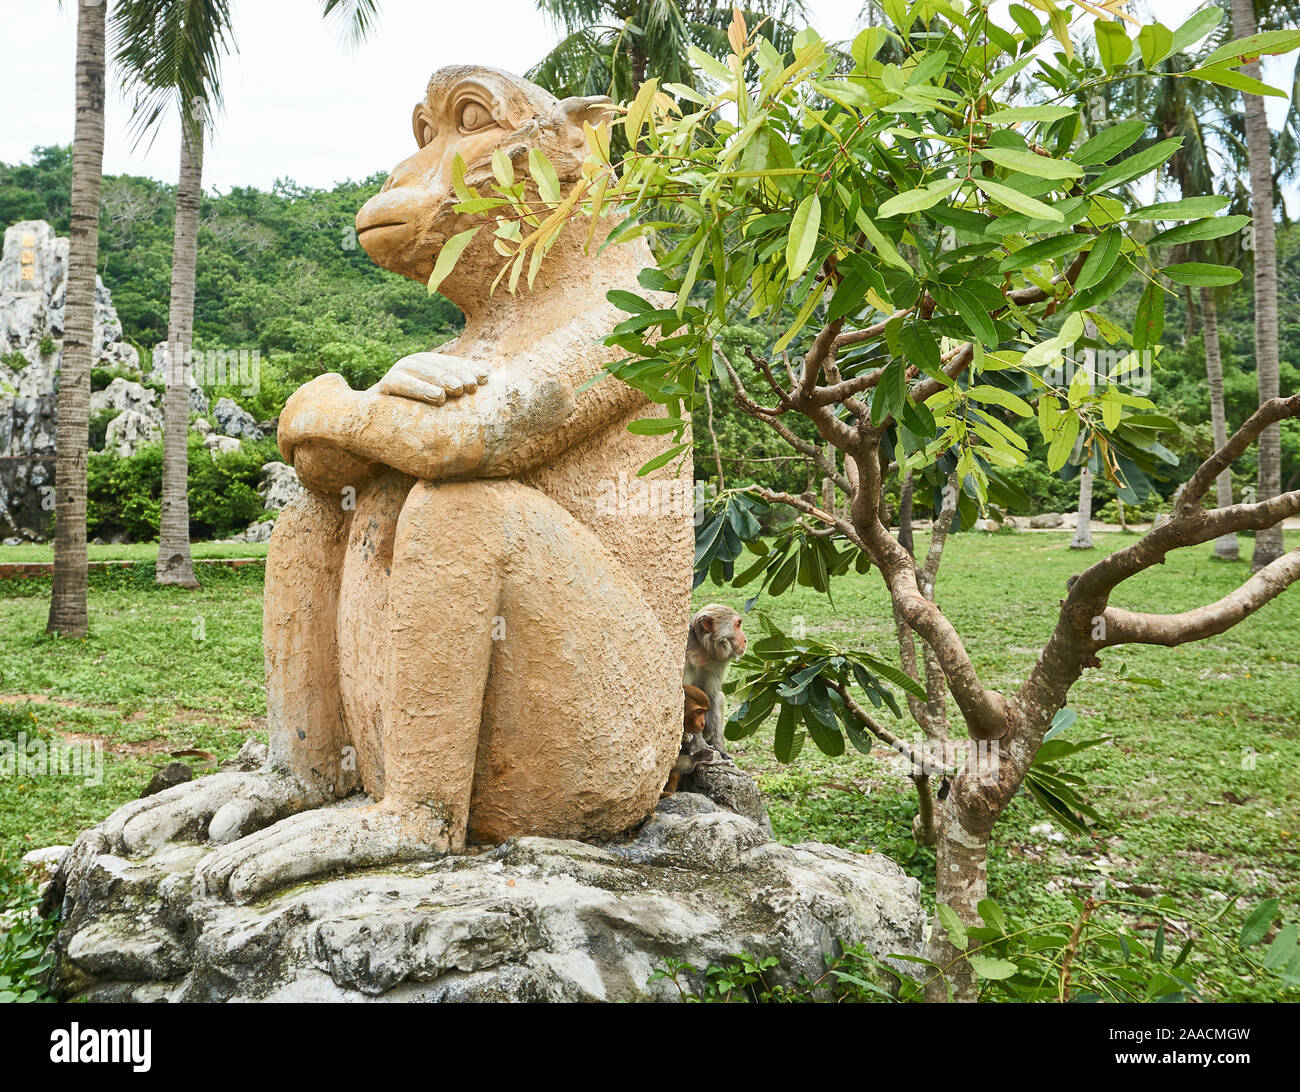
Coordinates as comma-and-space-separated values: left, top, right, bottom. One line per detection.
147, 342, 208, 416
90, 375, 159, 419
213, 396, 261, 440
49, 775, 923, 1002
103, 408, 163, 457
203, 432, 241, 457
1028, 511, 1064, 528
0, 220, 136, 535
258, 460, 302, 510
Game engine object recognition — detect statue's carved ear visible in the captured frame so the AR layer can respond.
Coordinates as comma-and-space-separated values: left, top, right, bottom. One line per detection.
554, 95, 618, 149
412, 103, 437, 149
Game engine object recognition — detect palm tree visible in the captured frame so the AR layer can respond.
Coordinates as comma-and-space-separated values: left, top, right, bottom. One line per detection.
113, 0, 235, 589
1144, 47, 1242, 559
48, 0, 108, 637
529, 1, 808, 100
111, 0, 374, 589
1231, 0, 1285, 570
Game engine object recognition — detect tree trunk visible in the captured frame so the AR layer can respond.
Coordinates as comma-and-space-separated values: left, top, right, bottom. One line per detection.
48, 0, 106, 637
1201, 287, 1240, 561
1071, 464, 1094, 549
702, 380, 725, 491
898, 470, 914, 557
157, 117, 204, 588
926, 810, 989, 1002
1232, 0, 1284, 571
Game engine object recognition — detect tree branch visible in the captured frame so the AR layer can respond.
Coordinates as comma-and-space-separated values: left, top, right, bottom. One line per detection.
1098, 548, 1300, 648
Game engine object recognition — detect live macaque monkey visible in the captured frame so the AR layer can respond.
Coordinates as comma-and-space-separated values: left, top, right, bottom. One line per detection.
663, 684, 714, 796
683, 604, 747, 758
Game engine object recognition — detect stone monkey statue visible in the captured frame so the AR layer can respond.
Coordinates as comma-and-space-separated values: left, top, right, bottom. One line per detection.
683, 604, 747, 759
56, 66, 692, 905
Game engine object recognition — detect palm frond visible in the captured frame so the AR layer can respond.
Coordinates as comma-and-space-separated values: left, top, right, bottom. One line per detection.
111, 0, 235, 149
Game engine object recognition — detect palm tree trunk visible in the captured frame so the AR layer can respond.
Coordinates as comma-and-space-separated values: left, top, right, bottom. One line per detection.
1231, 0, 1284, 571
1201, 287, 1240, 560
48, 0, 106, 637
1071, 464, 1094, 549
157, 117, 203, 588
1071, 323, 1096, 549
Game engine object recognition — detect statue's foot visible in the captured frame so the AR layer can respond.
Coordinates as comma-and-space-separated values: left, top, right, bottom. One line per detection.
56, 769, 321, 901
194, 802, 449, 903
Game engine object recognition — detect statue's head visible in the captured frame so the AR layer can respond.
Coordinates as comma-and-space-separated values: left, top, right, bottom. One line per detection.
356, 66, 615, 297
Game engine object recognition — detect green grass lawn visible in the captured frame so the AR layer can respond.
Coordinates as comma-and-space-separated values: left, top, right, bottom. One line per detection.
1, 530, 1296, 998
0, 541, 270, 564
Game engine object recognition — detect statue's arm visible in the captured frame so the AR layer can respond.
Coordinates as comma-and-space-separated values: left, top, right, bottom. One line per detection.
279, 357, 644, 484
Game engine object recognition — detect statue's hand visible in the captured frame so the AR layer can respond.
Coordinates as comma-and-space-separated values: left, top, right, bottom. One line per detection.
377, 352, 488, 406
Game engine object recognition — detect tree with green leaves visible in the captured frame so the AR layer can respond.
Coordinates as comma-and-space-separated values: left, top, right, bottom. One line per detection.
529, 0, 809, 99
435, 2, 1300, 1000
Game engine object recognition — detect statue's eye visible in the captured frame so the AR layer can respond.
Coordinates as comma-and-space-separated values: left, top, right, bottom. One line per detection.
459, 101, 491, 133
420, 122, 435, 146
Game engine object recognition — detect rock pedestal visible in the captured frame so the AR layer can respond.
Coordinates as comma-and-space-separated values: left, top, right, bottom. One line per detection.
50, 763, 924, 1002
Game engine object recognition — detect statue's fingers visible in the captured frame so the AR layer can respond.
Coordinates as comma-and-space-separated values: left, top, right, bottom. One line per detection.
380, 373, 446, 405
434, 370, 467, 397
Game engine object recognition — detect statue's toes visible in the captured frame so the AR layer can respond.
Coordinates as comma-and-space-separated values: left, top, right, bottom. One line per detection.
121, 771, 307, 857
194, 806, 448, 904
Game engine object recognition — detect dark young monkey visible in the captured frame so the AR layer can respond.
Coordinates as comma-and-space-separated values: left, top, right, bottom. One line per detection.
683, 604, 747, 758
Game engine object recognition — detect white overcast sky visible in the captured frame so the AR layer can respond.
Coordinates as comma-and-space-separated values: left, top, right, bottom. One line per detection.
0, 0, 1285, 194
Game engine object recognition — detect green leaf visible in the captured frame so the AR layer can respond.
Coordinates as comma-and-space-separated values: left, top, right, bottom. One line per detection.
1162, 262, 1242, 286
977, 146, 1082, 180
1047, 412, 1080, 471
879, 178, 962, 218
977, 899, 1008, 934
427, 227, 480, 295
1169, 6, 1222, 55
968, 384, 1033, 416
1043, 707, 1078, 742
978, 178, 1063, 222
1186, 64, 1287, 98
637, 441, 688, 477
937, 904, 969, 950
1148, 214, 1250, 248
1202, 29, 1300, 69
787, 193, 822, 280
1126, 196, 1231, 221
528, 148, 562, 204
998, 234, 1084, 272
1134, 279, 1164, 351
627, 417, 686, 436
968, 955, 1019, 980
1095, 20, 1131, 72
1074, 120, 1145, 167
1137, 23, 1175, 68
1239, 899, 1279, 947
607, 289, 654, 314
983, 105, 1076, 124
1075, 228, 1121, 292
1089, 139, 1181, 194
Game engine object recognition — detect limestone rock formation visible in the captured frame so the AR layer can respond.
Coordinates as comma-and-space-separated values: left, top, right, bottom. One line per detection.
50, 772, 923, 1002
212, 396, 260, 440
258, 461, 302, 510
0, 220, 137, 536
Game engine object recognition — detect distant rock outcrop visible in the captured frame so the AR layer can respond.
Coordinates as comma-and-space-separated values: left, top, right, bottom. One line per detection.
0, 220, 139, 536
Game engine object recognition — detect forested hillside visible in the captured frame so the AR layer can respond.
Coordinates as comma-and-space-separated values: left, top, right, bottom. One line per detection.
2, 144, 1297, 525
